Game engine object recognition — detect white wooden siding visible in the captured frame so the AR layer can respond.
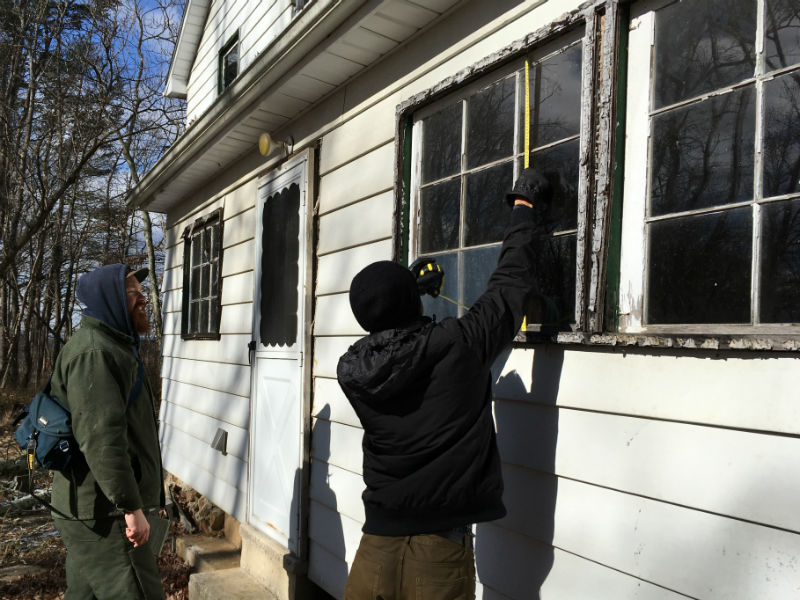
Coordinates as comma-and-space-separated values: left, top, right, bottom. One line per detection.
158, 180, 257, 525
156, 0, 800, 597
303, 0, 800, 594
186, 0, 294, 122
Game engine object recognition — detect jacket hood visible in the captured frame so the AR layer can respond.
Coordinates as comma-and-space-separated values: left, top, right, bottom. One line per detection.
337, 319, 433, 406
76, 264, 135, 342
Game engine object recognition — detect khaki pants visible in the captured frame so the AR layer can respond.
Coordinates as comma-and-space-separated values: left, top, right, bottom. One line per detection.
54, 516, 165, 600
344, 533, 476, 600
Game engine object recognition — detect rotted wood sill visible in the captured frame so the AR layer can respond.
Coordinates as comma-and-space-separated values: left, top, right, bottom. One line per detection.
516, 330, 800, 352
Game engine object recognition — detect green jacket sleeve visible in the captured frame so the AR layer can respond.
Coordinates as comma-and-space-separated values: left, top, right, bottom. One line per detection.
65, 349, 143, 512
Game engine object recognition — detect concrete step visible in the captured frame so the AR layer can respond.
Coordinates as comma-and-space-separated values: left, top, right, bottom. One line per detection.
176, 533, 241, 573
189, 567, 278, 600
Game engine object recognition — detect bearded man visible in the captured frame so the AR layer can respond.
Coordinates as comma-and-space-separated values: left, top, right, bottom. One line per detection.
49, 264, 165, 599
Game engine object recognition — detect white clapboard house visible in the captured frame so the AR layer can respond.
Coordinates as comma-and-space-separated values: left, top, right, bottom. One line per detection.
128, 0, 800, 597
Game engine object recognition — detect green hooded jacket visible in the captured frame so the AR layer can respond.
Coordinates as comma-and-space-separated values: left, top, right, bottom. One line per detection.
49, 265, 163, 519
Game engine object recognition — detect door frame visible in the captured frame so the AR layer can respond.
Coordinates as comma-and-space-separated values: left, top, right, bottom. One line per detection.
247, 148, 315, 557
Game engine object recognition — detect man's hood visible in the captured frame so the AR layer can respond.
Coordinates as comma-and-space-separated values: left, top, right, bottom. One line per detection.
337, 319, 433, 406
76, 264, 135, 341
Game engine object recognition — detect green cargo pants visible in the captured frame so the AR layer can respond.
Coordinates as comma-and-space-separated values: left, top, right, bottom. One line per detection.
53, 516, 165, 600
344, 532, 476, 600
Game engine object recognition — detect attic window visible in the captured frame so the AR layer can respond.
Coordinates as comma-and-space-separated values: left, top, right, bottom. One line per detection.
219, 33, 239, 93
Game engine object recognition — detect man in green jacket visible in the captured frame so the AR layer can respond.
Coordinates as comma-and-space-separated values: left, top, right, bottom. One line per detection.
50, 264, 165, 599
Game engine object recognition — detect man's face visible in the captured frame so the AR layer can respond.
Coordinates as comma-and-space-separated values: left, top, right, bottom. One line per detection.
126, 277, 150, 335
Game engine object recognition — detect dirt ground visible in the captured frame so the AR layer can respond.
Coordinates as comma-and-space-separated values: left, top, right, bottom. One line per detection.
0, 391, 191, 600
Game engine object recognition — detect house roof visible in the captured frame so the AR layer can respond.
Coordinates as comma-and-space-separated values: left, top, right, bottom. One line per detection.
129, 0, 464, 213
164, 0, 212, 98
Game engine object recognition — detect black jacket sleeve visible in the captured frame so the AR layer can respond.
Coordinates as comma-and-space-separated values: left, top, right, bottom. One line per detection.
448, 205, 536, 366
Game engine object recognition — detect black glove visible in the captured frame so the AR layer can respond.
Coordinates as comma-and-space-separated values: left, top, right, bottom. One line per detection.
505, 168, 553, 208
409, 256, 444, 297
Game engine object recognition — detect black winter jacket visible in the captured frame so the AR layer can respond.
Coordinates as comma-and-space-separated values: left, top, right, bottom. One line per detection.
337, 206, 536, 536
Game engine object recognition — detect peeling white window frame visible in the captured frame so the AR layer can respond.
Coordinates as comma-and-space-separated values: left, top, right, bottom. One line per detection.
619, 0, 800, 336
406, 25, 591, 333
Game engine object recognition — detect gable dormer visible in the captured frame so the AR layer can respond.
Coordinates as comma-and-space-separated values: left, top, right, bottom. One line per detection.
166, 0, 310, 124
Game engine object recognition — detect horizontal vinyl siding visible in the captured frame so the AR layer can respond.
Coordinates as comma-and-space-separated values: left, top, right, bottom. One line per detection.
305, 1, 800, 590
161, 0, 800, 597
186, 0, 293, 123
159, 180, 257, 524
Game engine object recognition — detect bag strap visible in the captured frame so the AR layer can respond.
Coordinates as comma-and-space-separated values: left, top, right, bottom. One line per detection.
128, 352, 144, 407
24, 435, 74, 520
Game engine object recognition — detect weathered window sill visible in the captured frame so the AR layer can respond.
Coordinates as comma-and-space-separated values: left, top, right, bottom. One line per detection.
517, 330, 800, 352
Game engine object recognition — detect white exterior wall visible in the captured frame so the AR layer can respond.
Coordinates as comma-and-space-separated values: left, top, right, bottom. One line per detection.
186, 0, 295, 124
159, 180, 257, 522
304, 1, 800, 599
158, 0, 800, 597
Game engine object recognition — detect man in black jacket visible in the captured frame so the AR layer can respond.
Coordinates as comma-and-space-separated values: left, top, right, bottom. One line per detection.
337, 169, 549, 599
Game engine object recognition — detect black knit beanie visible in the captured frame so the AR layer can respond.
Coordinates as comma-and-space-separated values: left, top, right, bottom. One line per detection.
349, 261, 420, 333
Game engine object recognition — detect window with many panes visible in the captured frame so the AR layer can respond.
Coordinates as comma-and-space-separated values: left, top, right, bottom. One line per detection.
409, 30, 585, 330
621, 0, 800, 332
181, 209, 223, 339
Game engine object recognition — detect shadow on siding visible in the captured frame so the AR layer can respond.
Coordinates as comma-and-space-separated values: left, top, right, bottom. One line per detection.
476, 345, 563, 599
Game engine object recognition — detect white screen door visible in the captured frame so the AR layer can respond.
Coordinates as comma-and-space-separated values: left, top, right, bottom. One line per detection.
249, 151, 311, 553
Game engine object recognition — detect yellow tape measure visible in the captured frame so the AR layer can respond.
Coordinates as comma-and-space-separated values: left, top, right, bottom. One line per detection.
522, 60, 531, 331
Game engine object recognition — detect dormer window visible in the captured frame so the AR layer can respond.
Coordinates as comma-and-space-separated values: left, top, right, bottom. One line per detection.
219, 33, 239, 93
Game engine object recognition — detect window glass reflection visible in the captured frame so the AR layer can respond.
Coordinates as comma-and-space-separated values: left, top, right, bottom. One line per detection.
527, 233, 576, 326
466, 77, 515, 169
419, 179, 461, 253
421, 252, 460, 320
648, 208, 752, 324
650, 87, 755, 217
763, 72, 800, 197
654, 0, 756, 108
527, 43, 582, 148
463, 246, 502, 308
766, 0, 800, 71
760, 200, 800, 323
530, 139, 580, 232
465, 162, 514, 246
422, 103, 462, 183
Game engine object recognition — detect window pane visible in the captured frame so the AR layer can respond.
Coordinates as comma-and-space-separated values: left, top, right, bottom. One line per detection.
530, 139, 580, 232
463, 245, 502, 308
421, 103, 462, 183
465, 162, 514, 246
199, 299, 209, 333
202, 229, 211, 263
648, 208, 752, 324
191, 266, 201, 301
760, 199, 800, 323
763, 72, 800, 198
650, 87, 755, 217
527, 43, 582, 148
191, 233, 201, 265
212, 222, 221, 262
421, 252, 459, 320
654, 0, 756, 108
209, 300, 219, 334
527, 233, 576, 326
766, 0, 800, 71
466, 76, 515, 169
419, 179, 460, 253
211, 263, 219, 299
189, 302, 199, 334
201, 264, 210, 298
